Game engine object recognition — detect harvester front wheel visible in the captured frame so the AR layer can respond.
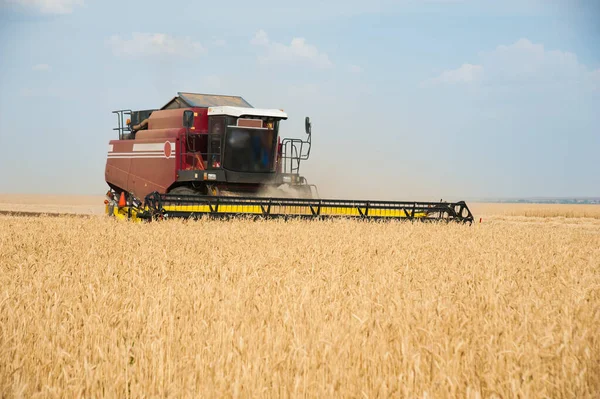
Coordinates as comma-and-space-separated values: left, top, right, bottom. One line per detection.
168, 186, 202, 197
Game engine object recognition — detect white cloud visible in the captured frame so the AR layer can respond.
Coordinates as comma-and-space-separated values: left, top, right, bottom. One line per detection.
5, 0, 82, 14
349, 64, 362, 73
426, 38, 599, 89
32, 63, 51, 71
480, 39, 585, 83
251, 30, 333, 69
427, 63, 484, 85
107, 33, 205, 58
251, 30, 270, 46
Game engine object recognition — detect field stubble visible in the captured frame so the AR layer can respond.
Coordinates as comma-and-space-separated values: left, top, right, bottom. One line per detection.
0, 206, 599, 397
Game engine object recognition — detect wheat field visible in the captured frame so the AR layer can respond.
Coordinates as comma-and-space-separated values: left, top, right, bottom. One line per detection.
470, 203, 600, 219
1, 204, 599, 397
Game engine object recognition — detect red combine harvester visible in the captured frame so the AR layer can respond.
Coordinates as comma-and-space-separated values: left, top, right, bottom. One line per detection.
106, 92, 313, 199
105, 92, 474, 222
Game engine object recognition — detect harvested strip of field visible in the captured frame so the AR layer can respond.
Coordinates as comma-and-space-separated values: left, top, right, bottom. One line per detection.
0, 194, 104, 216
1, 215, 599, 397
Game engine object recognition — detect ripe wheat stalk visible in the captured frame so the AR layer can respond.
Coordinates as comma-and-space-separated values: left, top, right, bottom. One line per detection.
1, 212, 599, 397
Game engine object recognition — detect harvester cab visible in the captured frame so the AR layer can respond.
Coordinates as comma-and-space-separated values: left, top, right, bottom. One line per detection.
107, 92, 314, 201
105, 92, 474, 223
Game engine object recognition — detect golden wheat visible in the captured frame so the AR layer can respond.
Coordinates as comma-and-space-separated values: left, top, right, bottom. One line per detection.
1, 213, 599, 398
470, 203, 600, 219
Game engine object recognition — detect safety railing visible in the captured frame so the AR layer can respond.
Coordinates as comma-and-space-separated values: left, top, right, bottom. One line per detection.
112, 109, 132, 140
281, 135, 311, 175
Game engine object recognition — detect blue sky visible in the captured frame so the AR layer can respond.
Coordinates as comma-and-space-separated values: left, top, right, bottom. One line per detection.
0, 0, 598, 200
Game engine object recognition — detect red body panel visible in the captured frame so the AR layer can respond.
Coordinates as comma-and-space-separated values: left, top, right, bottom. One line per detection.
147, 107, 208, 132
106, 137, 179, 200
105, 107, 211, 199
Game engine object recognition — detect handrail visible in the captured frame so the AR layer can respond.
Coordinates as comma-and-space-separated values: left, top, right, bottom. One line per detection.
112, 109, 132, 140
281, 128, 311, 174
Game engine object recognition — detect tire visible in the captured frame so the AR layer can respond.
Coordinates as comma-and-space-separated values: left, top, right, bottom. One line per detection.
168, 186, 202, 197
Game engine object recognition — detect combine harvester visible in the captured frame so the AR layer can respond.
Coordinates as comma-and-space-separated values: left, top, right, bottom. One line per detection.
105, 92, 473, 223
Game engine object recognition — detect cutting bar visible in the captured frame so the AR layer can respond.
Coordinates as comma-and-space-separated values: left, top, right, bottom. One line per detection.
139, 192, 474, 223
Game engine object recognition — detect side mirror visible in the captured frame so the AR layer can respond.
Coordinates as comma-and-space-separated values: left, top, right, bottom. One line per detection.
305, 116, 312, 135
183, 110, 194, 128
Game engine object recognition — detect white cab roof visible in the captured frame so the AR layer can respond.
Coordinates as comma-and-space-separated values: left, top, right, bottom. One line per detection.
208, 106, 288, 119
